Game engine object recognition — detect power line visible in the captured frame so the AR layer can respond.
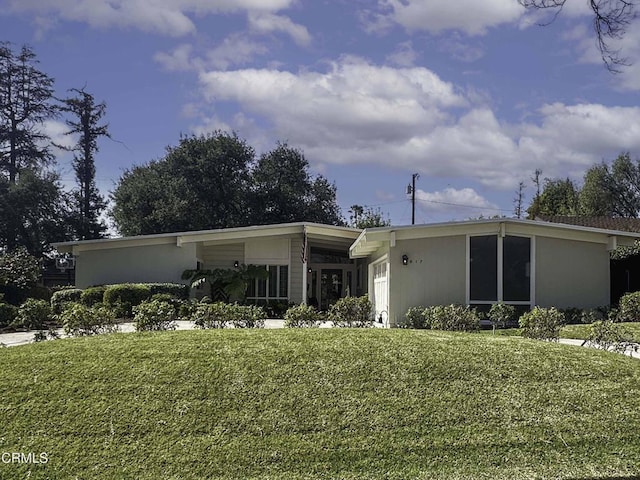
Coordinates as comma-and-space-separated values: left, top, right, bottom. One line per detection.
415, 197, 511, 212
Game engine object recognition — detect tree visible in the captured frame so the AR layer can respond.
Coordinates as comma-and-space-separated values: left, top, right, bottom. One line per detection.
58, 87, 109, 240
249, 143, 345, 226
349, 204, 391, 228
580, 153, 640, 217
0, 245, 40, 305
111, 132, 255, 236
0, 42, 58, 250
526, 177, 580, 218
513, 181, 526, 219
0, 170, 71, 257
518, 0, 636, 72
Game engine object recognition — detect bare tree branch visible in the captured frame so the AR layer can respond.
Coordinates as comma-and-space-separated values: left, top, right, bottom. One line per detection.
519, 0, 636, 72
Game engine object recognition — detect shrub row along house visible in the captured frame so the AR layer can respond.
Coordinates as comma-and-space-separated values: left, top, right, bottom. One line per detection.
53, 218, 640, 327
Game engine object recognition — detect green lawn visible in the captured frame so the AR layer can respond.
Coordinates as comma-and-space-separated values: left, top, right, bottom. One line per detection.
561, 322, 640, 342
2, 329, 640, 479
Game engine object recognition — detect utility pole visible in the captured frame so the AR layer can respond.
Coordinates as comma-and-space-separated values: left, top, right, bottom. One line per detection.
406, 173, 420, 225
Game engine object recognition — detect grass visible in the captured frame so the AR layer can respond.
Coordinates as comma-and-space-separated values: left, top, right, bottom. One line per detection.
561, 322, 640, 341
1, 329, 640, 479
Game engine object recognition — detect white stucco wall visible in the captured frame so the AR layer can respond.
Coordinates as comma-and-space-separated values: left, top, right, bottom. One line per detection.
535, 236, 610, 309
389, 236, 466, 325
75, 243, 197, 288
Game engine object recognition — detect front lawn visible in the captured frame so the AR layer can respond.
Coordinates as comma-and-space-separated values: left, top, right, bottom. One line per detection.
1, 329, 640, 479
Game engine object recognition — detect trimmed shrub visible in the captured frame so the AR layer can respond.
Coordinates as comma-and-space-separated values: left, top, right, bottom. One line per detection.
519, 306, 564, 341
328, 296, 374, 328
27, 285, 53, 302
133, 299, 177, 331
264, 300, 295, 319
426, 304, 480, 332
229, 304, 266, 329
617, 291, 640, 322
80, 286, 107, 306
60, 303, 119, 337
0, 303, 18, 328
585, 320, 636, 353
284, 304, 322, 328
192, 302, 230, 329
104, 284, 152, 318
51, 288, 83, 314
147, 283, 189, 300
560, 307, 583, 325
403, 306, 428, 329
14, 298, 52, 330
488, 302, 516, 329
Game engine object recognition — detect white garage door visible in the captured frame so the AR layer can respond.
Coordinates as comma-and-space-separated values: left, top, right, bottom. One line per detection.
373, 262, 388, 324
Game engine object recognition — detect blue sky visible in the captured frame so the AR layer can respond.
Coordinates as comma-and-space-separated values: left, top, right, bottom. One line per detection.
2, 0, 640, 229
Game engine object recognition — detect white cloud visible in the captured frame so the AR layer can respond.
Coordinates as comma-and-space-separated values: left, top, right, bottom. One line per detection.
154, 35, 269, 72
6, 0, 297, 36
367, 0, 524, 36
415, 187, 503, 218
194, 57, 640, 191
248, 12, 311, 46
386, 41, 418, 67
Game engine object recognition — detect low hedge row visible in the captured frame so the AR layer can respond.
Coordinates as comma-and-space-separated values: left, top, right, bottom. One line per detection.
50, 283, 189, 319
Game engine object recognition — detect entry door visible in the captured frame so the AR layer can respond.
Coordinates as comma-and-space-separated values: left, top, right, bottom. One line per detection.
373, 262, 388, 323
320, 269, 343, 310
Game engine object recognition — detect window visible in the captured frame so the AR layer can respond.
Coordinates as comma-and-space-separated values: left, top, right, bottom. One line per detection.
468, 234, 532, 306
246, 265, 288, 302
469, 235, 497, 302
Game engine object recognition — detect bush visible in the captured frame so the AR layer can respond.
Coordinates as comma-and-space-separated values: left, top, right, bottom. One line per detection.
328, 296, 374, 328
81, 286, 107, 306
0, 303, 18, 328
617, 291, 640, 322
403, 306, 428, 329
14, 298, 52, 330
560, 307, 583, 325
51, 288, 83, 314
284, 304, 322, 328
585, 320, 636, 353
133, 299, 177, 332
488, 302, 516, 330
264, 300, 295, 319
426, 304, 480, 332
228, 304, 266, 329
192, 302, 230, 329
60, 303, 119, 337
104, 284, 152, 318
147, 283, 189, 300
519, 307, 564, 341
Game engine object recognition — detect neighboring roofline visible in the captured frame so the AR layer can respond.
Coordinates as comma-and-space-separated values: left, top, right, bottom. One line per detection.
349, 218, 640, 258
53, 222, 362, 253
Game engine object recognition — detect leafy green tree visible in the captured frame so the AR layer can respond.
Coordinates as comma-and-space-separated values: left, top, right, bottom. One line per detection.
250, 143, 344, 226
349, 204, 390, 228
579, 153, 640, 217
0, 42, 58, 250
0, 246, 40, 305
58, 87, 109, 240
111, 132, 255, 235
0, 170, 70, 256
526, 178, 579, 218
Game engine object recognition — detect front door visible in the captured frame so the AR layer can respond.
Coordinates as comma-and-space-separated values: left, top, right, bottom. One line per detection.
308, 265, 355, 310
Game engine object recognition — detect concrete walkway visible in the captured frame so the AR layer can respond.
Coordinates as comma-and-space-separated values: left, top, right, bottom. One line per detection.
1, 324, 638, 359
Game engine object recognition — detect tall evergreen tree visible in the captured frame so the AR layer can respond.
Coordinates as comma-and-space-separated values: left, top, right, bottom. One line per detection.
0, 42, 58, 251
59, 87, 109, 239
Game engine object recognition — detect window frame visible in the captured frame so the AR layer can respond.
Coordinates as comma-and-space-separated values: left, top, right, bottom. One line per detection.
246, 264, 289, 303
466, 233, 535, 308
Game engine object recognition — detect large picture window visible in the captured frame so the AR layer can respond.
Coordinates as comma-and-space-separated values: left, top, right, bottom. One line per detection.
469, 235, 497, 302
469, 234, 531, 306
246, 265, 289, 302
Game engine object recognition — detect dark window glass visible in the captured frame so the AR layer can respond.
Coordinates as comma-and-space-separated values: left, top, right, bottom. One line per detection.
257, 276, 267, 297
268, 265, 278, 298
503, 236, 531, 301
279, 266, 288, 297
470, 235, 497, 301
247, 278, 256, 298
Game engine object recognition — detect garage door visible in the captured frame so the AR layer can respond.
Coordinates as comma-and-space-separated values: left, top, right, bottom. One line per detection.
373, 262, 388, 324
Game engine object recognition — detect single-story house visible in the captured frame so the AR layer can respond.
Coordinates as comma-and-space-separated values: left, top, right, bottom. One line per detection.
53, 218, 640, 327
